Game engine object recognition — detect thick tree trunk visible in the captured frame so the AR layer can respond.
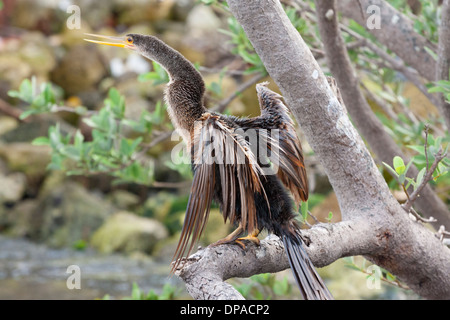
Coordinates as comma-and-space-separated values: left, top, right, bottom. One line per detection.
314, 0, 450, 230
337, 0, 437, 81
436, 0, 450, 130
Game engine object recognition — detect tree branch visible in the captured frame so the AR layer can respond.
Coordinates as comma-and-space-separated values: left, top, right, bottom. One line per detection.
175, 220, 374, 300
340, 25, 440, 107
337, 0, 437, 81
403, 147, 447, 212
0, 98, 30, 123
314, 0, 450, 229
211, 72, 266, 113
436, 0, 450, 130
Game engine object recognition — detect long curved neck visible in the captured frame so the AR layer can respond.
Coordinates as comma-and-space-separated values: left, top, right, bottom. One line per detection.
138, 36, 206, 137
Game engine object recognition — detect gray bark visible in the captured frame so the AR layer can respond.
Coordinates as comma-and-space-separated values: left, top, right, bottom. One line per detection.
337, 0, 437, 81
176, 0, 450, 300
436, 0, 450, 130
314, 0, 450, 230
176, 220, 373, 300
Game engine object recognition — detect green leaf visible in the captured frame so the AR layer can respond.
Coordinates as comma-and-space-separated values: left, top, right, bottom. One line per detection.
415, 167, 426, 190
19, 78, 33, 103
74, 130, 84, 148
75, 106, 88, 115
406, 145, 425, 155
47, 153, 63, 171
327, 211, 333, 222
382, 162, 399, 179
61, 145, 81, 161
82, 118, 98, 128
131, 282, 142, 300
145, 290, 159, 300
19, 109, 37, 120
108, 87, 122, 106
404, 159, 413, 175
106, 88, 125, 118
300, 199, 308, 222
31, 136, 50, 146
428, 86, 447, 93
385, 272, 396, 282
344, 264, 362, 271
129, 136, 143, 153
273, 277, 289, 296
424, 46, 438, 61
42, 83, 55, 105
393, 156, 406, 175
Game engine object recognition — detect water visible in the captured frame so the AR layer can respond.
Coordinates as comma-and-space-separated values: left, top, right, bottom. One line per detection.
0, 235, 183, 300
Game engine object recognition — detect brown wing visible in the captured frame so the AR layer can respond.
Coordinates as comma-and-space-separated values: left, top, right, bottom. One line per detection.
171, 113, 267, 272
256, 82, 308, 206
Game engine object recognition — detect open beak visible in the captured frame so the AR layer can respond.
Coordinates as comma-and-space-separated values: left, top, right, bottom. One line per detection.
83, 33, 135, 50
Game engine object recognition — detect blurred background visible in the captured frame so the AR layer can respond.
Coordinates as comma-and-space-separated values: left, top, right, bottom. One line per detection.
0, 0, 443, 300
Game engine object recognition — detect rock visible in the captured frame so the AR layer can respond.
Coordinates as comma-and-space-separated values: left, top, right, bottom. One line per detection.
196, 208, 232, 246
183, 4, 228, 67
51, 44, 107, 96
0, 116, 18, 137
140, 191, 186, 233
18, 32, 56, 77
0, 172, 27, 204
0, 53, 33, 91
37, 181, 116, 247
0, 199, 39, 236
90, 211, 168, 255
0, 142, 51, 178
1, 181, 116, 248
0, 116, 58, 143
0, 32, 56, 91
115, 0, 175, 25
186, 5, 222, 36
107, 189, 140, 211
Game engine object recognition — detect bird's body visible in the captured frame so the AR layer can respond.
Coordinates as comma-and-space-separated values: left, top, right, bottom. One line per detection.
85, 33, 333, 300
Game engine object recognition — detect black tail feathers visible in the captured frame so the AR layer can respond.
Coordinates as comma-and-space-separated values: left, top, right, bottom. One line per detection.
281, 231, 333, 300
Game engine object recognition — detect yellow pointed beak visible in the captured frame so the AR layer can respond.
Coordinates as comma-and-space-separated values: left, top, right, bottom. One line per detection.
83, 33, 134, 49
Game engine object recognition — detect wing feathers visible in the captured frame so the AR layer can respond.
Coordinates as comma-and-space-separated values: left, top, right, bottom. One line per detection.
171, 113, 266, 272
256, 82, 308, 206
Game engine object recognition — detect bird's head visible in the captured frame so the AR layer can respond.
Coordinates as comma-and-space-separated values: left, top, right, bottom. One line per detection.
84, 33, 168, 62
83, 33, 136, 50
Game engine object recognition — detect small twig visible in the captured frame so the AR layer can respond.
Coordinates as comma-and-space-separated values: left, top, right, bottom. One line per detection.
199, 66, 247, 76
152, 180, 192, 189
307, 210, 320, 224
436, 225, 450, 243
360, 82, 399, 122
146, 130, 174, 149
211, 72, 266, 113
0, 98, 30, 123
408, 207, 437, 223
50, 105, 96, 116
360, 267, 410, 290
424, 125, 430, 173
340, 25, 441, 107
403, 146, 447, 212
401, 184, 411, 202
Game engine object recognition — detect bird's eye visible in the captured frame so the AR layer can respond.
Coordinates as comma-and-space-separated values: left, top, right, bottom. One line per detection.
126, 37, 133, 44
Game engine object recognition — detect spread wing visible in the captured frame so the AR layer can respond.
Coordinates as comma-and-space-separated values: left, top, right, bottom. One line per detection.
171, 113, 267, 272
256, 82, 308, 206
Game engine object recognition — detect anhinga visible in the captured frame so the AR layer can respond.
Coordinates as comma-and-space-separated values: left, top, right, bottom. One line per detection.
85, 33, 333, 300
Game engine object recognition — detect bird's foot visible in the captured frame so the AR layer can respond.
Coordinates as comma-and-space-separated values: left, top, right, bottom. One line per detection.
209, 224, 244, 247
235, 229, 260, 249
235, 235, 260, 249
